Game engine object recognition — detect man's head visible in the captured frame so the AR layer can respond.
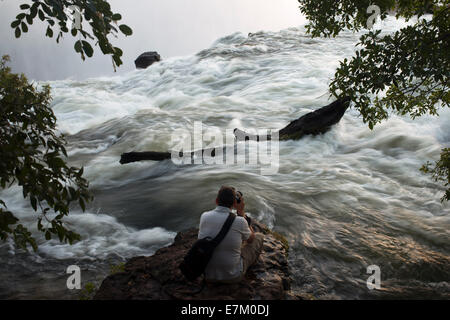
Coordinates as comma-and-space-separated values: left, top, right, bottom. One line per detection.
216, 186, 236, 208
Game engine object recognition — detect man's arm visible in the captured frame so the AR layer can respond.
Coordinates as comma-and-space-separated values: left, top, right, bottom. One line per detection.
246, 223, 255, 244
235, 195, 255, 243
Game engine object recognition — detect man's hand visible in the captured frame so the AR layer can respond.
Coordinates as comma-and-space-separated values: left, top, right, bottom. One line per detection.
234, 193, 245, 217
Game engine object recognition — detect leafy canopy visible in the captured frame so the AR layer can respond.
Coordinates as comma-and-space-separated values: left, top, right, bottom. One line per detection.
0, 55, 92, 251
298, 0, 449, 201
11, 0, 133, 70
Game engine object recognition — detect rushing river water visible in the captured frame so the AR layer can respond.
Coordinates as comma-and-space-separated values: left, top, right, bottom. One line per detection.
1, 17, 449, 299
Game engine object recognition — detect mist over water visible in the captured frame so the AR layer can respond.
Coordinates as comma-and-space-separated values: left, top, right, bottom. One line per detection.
0, 15, 449, 299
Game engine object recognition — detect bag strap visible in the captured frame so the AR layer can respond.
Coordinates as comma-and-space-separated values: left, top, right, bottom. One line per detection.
211, 212, 236, 246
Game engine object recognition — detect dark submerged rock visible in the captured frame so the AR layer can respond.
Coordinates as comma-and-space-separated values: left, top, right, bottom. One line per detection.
135, 51, 161, 69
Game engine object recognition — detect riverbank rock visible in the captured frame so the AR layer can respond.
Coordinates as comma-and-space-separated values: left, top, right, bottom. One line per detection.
135, 51, 161, 69
94, 220, 297, 300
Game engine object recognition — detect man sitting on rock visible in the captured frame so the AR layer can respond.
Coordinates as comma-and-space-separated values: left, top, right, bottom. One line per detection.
198, 186, 264, 284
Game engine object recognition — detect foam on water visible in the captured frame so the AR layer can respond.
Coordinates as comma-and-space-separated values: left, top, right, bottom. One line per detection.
1, 186, 176, 260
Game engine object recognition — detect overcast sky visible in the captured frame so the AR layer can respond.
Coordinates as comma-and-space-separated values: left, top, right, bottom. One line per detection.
0, 0, 305, 80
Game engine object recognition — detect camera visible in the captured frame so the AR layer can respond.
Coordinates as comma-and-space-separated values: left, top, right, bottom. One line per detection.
236, 191, 243, 203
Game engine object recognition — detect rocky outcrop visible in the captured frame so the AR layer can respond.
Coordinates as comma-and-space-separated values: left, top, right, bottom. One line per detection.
94, 220, 297, 300
135, 52, 161, 69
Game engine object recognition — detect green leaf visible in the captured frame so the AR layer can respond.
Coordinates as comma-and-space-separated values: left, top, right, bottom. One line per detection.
61, 145, 68, 158
69, 187, 77, 199
46, 26, 53, 38
26, 14, 33, 25
111, 13, 122, 21
82, 41, 94, 57
15, 27, 21, 38
113, 47, 123, 56
30, 196, 37, 211
79, 198, 86, 212
38, 9, 45, 21
41, 4, 54, 17
74, 40, 82, 53
119, 24, 132, 36
30, 4, 38, 18
29, 238, 38, 252
11, 20, 20, 28
37, 218, 43, 231
20, 4, 30, 10
0, 210, 19, 226
21, 22, 28, 33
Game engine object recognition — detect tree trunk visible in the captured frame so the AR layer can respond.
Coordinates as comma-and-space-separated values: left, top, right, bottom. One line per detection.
234, 97, 350, 141
120, 97, 351, 164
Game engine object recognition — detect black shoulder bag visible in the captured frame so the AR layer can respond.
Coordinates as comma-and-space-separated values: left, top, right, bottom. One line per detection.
179, 212, 236, 281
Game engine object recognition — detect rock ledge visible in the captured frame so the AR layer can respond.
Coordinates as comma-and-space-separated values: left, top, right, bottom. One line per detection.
94, 220, 297, 300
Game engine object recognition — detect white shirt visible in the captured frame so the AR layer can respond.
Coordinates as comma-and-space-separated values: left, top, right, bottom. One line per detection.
198, 206, 252, 280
